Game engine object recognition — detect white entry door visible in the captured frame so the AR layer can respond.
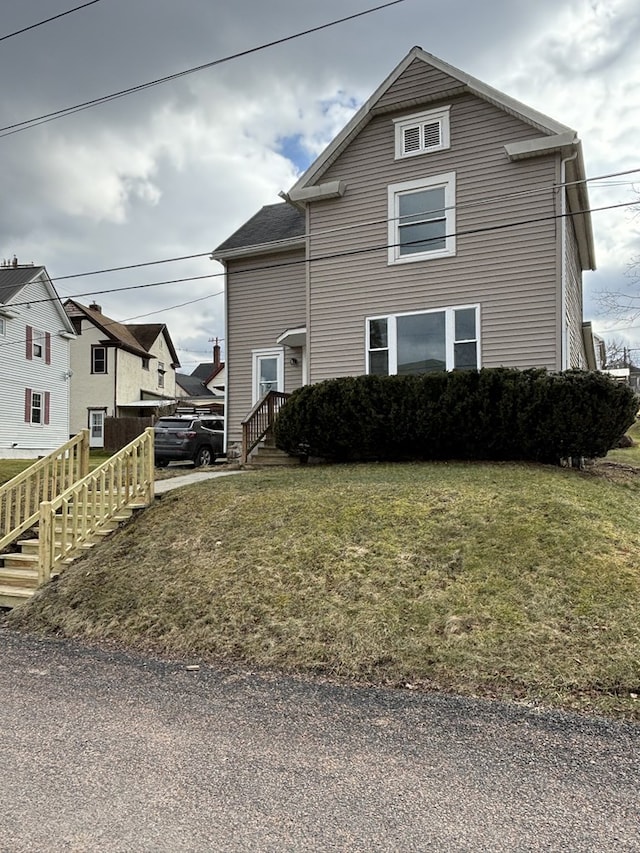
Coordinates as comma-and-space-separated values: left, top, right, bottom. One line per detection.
89, 410, 105, 448
252, 349, 284, 403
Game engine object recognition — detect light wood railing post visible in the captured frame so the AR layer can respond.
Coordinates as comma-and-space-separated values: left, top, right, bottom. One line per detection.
80, 428, 90, 479
38, 501, 54, 586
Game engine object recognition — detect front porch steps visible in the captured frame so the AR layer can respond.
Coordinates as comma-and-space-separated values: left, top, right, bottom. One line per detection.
0, 507, 139, 609
247, 443, 301, 467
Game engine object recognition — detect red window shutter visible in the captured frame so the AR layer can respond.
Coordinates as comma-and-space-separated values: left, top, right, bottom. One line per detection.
44, 392, 51, 425
45, 333, 51, 365
26, 326, 33, 360
24, 388, 32, 422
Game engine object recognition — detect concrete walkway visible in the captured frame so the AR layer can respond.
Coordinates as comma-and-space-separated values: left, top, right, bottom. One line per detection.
153, 466, 245, 494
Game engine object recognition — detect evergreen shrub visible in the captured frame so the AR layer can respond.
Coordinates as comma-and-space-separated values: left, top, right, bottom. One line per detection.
273, 368, 637, 464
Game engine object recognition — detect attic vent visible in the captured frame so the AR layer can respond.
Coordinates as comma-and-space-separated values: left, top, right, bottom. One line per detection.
395, 106, 450, 160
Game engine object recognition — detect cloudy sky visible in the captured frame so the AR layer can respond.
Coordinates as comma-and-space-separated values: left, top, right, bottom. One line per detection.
1, 0, 639, 371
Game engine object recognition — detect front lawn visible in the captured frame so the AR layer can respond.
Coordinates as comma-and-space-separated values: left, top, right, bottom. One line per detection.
5, 460, 640, 720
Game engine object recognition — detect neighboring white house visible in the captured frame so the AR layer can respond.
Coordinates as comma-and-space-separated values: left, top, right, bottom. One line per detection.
0, 260, 76, 458
64, 300, 180, 447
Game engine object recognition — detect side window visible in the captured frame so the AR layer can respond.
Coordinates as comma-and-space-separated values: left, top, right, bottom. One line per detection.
388, 173, 456, 264
24, 388, 51, 425
92, 346, 107, 374
26, 326, 51, 363
0, 317, 5, 336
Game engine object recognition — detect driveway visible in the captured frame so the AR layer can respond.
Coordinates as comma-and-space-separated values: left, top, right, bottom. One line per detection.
1, 630, 638, 852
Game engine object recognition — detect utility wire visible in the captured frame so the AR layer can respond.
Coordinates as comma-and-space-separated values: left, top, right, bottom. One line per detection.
0, 0, 409, 138
0, 0, 104, 43
6, 196, 640, 310
32, 165, 640, 285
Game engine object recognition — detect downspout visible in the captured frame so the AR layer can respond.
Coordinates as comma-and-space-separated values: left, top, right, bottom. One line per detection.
560, 149, 578, 370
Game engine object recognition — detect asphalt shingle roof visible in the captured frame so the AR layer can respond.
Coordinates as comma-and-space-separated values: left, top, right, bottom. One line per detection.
175, 374, 216, 396
0, 266, 46, 304
215, 203, 305, 253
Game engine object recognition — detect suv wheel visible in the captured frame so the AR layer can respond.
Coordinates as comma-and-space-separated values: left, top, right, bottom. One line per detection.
194, 446, 214, 467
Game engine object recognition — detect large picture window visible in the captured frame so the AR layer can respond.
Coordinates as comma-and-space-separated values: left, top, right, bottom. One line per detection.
388, 173, 456, 263
366, 306, 479, 375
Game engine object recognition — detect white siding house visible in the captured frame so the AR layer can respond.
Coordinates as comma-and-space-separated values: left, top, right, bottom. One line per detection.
0, 262, 76, 458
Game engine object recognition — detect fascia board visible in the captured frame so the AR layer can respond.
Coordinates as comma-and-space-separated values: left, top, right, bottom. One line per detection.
289, 46, 573, 195
211, 236, 306, 262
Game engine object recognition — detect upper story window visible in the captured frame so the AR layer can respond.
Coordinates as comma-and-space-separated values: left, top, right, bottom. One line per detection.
0, 317, 5, 336
394, 106, 451, 160
158, 361, 165, 388
388, 172, 456, 264
367, 305, 479, 375
142, 357, 150, 370
25, 326, 51, 363
91, 345, 107, 374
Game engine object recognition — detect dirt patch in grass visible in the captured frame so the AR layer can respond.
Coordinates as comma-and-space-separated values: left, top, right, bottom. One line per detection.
5, 461, 640, 720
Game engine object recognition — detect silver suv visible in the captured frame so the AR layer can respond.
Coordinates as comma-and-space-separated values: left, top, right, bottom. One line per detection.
154, 416, 224, 467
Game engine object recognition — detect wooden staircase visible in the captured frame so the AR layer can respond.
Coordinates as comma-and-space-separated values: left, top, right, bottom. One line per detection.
247, 439, 300, 467
0, 428, 155, 609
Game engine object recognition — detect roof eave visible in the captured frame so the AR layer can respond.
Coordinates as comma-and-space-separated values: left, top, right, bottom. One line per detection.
289, 45, 574, 196
211, 236, 306, 262
505, 134, 595, 271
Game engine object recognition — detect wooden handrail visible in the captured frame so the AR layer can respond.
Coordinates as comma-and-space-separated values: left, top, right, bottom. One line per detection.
0, 429, 90, 552
37, 427, 154, 585
241, 390, 290, 464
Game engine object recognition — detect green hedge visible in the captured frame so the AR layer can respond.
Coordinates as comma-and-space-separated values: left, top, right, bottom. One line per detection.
273, 369, 638, 464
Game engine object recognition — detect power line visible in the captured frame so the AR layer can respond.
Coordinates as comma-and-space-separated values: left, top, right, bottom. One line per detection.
6, 195, 640, 311
29, 165, 640, 285
0, 0, 104, 43
0, 0, 409, 138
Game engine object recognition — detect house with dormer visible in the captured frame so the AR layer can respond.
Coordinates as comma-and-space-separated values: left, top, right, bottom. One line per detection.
64, 299, 180, 447
212, 47, 599, 457
0, 261, 76, 458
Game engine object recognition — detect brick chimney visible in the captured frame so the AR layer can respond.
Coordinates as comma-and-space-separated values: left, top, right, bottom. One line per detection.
213, 338, 221, 369
89, 302, 102, 313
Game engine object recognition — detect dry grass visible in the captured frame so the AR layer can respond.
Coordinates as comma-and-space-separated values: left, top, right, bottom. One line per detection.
5, 460, 640, 720
603, 419, 640, 468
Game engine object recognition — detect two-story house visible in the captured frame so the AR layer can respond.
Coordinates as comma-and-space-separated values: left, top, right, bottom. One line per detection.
0, 260, 76, 458
212, 47, 598, 454
64, 299, 180, 447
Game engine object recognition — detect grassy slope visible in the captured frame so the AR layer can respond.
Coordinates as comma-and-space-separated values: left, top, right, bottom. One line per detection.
6, 460, 640, 719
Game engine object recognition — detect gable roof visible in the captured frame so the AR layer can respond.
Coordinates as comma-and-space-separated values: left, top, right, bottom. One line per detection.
213, 46, 595, 270
289, 46, 574, 195
64, 299, 179, 366
213, 202, 305, 259
0, 265, 76, 333
128, 323, 180, 367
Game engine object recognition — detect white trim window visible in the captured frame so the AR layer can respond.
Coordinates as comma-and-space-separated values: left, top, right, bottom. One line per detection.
394, 106, 451, 159
251, 348, 284, 403
25, 388, 51, 425
0, 317, 5, 336
388, 172, 456, 264
366, 305, 480, 375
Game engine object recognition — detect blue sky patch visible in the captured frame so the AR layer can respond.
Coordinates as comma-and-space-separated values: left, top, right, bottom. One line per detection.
277, 134, 313, 173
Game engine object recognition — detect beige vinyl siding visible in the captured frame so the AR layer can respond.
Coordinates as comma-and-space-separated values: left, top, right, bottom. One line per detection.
565, 216, 586, 368
307, 92, 561, 381
226, 249, 306, 447
374, 59, 464, 113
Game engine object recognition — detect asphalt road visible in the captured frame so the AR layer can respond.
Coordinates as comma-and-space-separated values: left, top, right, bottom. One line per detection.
1, 630, 638, 853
